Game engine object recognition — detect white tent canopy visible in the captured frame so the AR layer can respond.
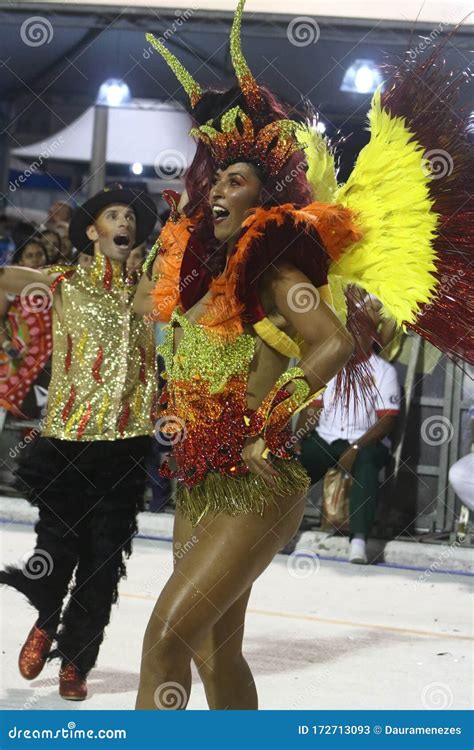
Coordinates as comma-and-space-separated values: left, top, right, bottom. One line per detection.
26, 0, 474, 25
12, 100, 196, 171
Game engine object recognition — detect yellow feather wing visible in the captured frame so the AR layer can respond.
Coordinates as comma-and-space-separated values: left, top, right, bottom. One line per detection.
332, 87, 439, 327
295, 125, 337, 204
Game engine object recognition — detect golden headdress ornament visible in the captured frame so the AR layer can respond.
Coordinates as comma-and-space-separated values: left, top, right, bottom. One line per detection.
146, 0, 304, 176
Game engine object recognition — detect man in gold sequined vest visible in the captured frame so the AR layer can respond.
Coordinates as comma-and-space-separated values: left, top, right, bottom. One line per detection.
0, 187, 158, 700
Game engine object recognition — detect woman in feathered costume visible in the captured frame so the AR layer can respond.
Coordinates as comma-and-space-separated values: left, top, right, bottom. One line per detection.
134, 0, 473, 709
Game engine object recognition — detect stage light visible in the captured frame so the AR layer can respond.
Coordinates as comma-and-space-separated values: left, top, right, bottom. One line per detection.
131, 162, 143, 176
316, 121, 326, 134
340, 60, 383, 94
97, 79, 132, 107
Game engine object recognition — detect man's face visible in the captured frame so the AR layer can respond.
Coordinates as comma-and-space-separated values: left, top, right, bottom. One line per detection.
86, 203, 137, 263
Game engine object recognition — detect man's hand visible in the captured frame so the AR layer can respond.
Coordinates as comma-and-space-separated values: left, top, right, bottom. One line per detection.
338, 445, 358, 475
241, 435, 279, 485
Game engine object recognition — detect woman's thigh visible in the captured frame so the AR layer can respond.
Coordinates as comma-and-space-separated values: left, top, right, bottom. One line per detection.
146, 489, 306, 654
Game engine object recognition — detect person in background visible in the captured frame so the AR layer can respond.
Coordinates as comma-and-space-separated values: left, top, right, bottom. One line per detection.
296, 317, 401, 564
448, 404, 474, 512
0, 238, 52, 418
10, 238, 47, 270
37, 229, 62, 264
45, 201, 74, 264
46, 201, 73, 228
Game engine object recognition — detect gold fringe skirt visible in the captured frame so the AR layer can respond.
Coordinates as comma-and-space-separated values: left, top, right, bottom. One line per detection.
176, 457, 311, 527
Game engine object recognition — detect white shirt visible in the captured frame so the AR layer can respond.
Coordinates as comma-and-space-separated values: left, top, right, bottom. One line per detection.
314, 353, 401, 446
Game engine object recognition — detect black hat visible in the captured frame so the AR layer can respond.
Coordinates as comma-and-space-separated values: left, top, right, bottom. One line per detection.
69, 185, 157, 255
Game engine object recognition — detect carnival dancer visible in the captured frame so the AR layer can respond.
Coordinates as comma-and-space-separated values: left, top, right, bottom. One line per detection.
135, 0, 472, 709
0, 186, 158, 700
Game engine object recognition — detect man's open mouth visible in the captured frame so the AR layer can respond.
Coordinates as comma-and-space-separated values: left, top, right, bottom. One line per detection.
113, 234, 130, 248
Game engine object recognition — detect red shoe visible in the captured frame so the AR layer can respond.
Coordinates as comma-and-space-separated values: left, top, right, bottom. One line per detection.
59, 664, 88, 701
18, 625, 53, 680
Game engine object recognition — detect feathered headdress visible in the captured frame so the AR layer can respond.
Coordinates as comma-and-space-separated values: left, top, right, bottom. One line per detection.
146, 0, 303, 176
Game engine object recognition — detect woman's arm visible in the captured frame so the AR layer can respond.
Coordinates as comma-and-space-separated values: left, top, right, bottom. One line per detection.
243, 263, 353, 480
268, 262, 354, 393
133, 270, 156, 317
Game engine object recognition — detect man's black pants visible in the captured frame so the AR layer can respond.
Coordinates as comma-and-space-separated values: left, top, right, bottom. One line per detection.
0, 435, 151, 676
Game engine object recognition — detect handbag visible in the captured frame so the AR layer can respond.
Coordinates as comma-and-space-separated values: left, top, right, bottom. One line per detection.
321, 467, 352, 532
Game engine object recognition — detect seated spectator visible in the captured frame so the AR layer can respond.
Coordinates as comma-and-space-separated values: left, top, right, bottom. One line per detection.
296, 318, 401, 564
448, 404, 474, 512
10, 238, 47, 270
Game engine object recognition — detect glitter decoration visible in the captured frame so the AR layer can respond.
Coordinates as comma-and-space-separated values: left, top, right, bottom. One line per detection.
118, 401, 131, 436
92, 347, 103, 383
229, 0, 264, 114
43, 252, 156, 441
190, 107, 302, 176
145, 0, 304, 177
76, 402, 92, 439
157, 309, 312, 523
76, 330, 89, 364
146, 33, 203, 108
61, 384, 76, 424
64, 334, 73, 373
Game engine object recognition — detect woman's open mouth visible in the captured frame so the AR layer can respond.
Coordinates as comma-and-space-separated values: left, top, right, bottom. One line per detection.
212, 204, 230, 225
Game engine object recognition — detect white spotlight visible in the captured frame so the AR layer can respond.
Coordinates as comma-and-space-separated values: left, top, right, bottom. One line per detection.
97, 78, 132, 107
131, 162, 143, 176
341, 60, 383, 94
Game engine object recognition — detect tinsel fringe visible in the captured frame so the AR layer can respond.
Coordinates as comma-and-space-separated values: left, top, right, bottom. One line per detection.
176, 457, 310, 527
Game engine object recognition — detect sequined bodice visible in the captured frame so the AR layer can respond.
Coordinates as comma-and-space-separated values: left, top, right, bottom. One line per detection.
158, 308, 255, 393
